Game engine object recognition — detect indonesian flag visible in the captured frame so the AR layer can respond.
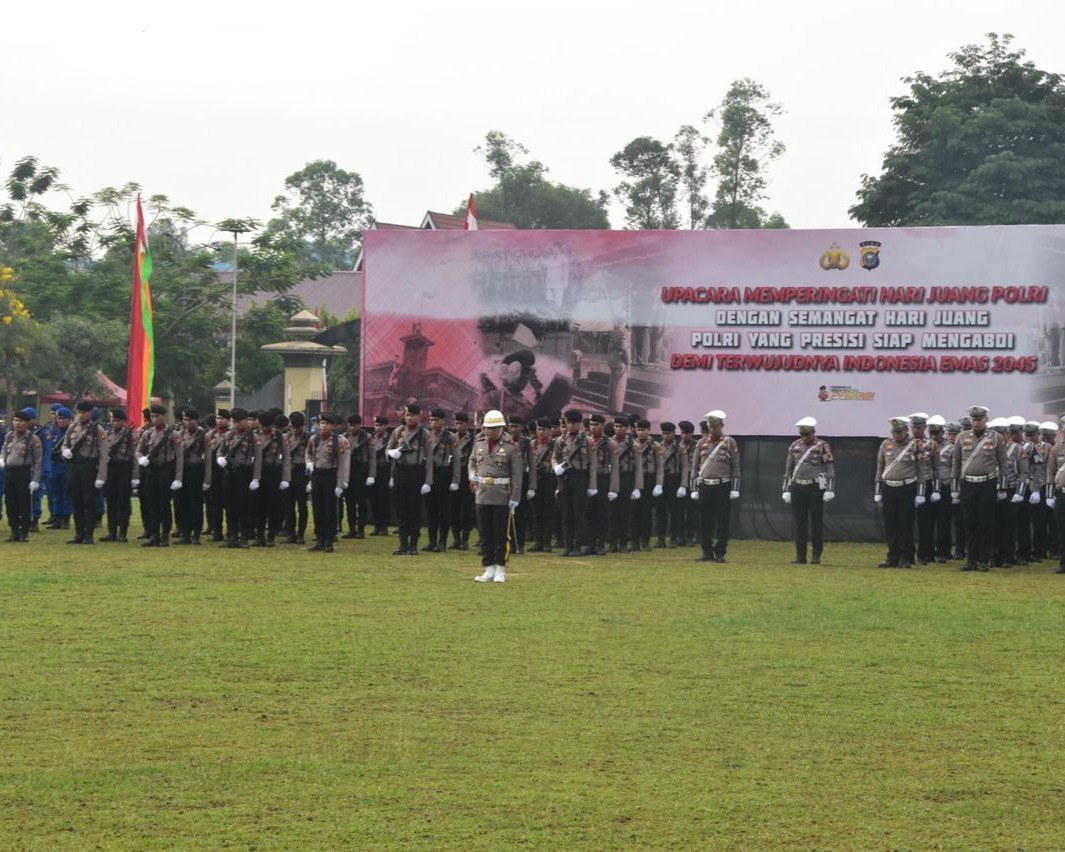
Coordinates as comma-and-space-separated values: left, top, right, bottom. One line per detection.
126, 197, 154, 429
464, 193, 478, 230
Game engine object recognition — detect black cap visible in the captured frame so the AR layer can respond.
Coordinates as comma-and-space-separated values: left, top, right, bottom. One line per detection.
183, 408, 200, 420
430, 408, 446, 419
75, 400, 94, 412
149, 403, 166, 416
564, 409, 583, 423
636, 419, 651, 429
258, 412, 275, 428
959, 416, 972, 430
627, 413, 639, 427
320, 412, 338, 425
613, 416, 628, 426
374, 414, 389, 425
678, 420, 694, 434
536, 416, 552, 428
660, 421, 676, 432
142, 407, 152, 418
550, 417, 561, 427
589, 413, 606, 424
508, 414, 525, 426
216, 409, 231, 419
274, 414, 289, 429
454, 412, 469, 423
406, 403, 421, 416
347, 414, 362, 425
249, 410, 261, 420
289, 411, 306, 427
111, 409, 128, 421
204, 414, 217, 428
231, 407, 249, 421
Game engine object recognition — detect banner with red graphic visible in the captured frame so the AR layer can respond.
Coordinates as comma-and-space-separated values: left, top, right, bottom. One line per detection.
361, 226, 1065, 435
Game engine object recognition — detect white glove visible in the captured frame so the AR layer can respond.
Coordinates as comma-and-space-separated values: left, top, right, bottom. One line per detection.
873, 494, 882, 504
782, 491, 792, 504
1030, 491, 1041, 505
729, 490, 740, 500
335, 486, 344, 498
279, 481, 290, 491
631, 489, 641, 500
914, 495, 925, 507
420, 483, 431, 495
29, 481, 39, 493
305, 461, 314, 475
171, 480, 183, 492
676, 486, 687, 498
1047, 497, 1057, 509
824, 491, 835, 502
216, 457, 228, 469
0, 458, 5, 470
930, 491, 941, 503
607, 491, 618, 502
61, 447, 74, 460
1011, 493, 1024, 504
306, 482, 313, 494
132, 479, 140, 489
997, 491, 1007, 502
449, 482, 459, 492
202, 482, 210, 492
508, 499, 519, 511
587, 488, 598, 497
652, 485, 663, 497
366, 477, 375, 486
138, 456, 149, 468
94, 479, 104, 489
389, 478, 394, 488
553, 463, 566, 476
951, 492, 960, 504
249, 479, 259, 491
691, 491, 699, 501
387, 448, 402, 460
526, 489, 536, 500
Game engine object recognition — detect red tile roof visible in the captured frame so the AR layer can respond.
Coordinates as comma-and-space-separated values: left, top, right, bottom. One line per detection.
424, 211, 516, 230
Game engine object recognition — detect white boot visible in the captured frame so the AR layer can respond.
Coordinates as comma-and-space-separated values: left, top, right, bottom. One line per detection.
493, 563, 506, 583
474, 564, 496, 582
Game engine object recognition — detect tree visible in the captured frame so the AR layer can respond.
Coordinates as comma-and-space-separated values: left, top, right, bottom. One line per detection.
43, 316, 125, 399
268, 160, 373, 268
461, 131, 610, 229
674, 125, 711, 229
704, 79, 787, 229
851, 33, 1065, 226
610, 136, 681, 229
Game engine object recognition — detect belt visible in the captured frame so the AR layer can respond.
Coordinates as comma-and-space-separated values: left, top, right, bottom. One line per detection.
472, 475, 510, 485
699, 477, 728, 486
792, 478, 816, 485
71, 456, 98, 464
883, 478, 917, 487
963, 474, 994, 483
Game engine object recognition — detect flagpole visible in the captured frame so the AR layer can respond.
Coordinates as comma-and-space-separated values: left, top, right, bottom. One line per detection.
230, 231, 238, 408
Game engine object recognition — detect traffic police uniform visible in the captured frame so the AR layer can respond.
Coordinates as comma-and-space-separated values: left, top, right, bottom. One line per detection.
928, 416, 955, 562
908, 413, 940, 565
469, 410, 523, 583
874, 416, 925, 568
950, 405, 1010, 571
782, 417, 835, 564
691, 410, 741, 563
1031, 421, 1058, 560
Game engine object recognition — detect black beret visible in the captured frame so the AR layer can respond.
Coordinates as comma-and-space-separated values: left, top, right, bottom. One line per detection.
406, 403, 421, 415
564, 409, 583, 423
374, 414, 389, 425
203, 414, 216, 428
183, 408, 200, 420
258, 412, 275, 428
320, 412, 337, 425
217, 409, 231, 419
535, 417, 552, 428
678, 420, 695, 433
550, 417, 561, 427
347, 414, 362, 425
430, 408, 446, 419
230, 407, 249, 421
111, 409, 128, 421
149, 404, 167, 415
636, 419, 651, 429
268, 407, 282, 416
508, 414, 525, 426
142, 407, 152, 418
75, 400, 94, 412
627, 413, 640, 427
613, 416, 628, 426
289, 411, 306, 427
660, 421, 676, 432
273, 414, 289, 429
454, 412, 469, 423
248, 410, 261, 420
589, 413, 606, 424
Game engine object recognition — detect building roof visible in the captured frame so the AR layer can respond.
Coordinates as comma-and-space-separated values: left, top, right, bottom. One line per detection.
236, 270, 363, 320
421, 211, 516, 230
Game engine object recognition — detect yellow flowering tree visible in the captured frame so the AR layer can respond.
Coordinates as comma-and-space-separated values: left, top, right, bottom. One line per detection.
0, 274, 46, 416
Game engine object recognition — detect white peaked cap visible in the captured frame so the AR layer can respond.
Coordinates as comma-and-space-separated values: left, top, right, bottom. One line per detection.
704, 410, 726, 421
926, 415, 946, 427
1007, 415, 1026, 427
1041, 421, 1059, 431
909, 412, 930, 421
795, 417, 817, 429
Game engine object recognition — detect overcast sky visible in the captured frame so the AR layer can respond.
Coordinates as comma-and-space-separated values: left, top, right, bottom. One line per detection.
4, 0, 1063, 238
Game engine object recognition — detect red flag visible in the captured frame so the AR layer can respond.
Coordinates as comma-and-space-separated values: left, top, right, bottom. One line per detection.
464, 193, 478, 230
126, 197, 154, 429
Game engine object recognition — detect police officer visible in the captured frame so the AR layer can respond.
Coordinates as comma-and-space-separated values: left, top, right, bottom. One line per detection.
506, 415, 532, 554
253, 411, 289, 547
782, 417, 835, 564
1045, 419, 1065, 573
450, 412, 476, 550
101, 409, 135, 542
997, 415, 1030, 567
678, 420, 698, 546
470, 409, 523, 583
283, 411, 311, 544
691, 410, 741, 563
874, 416, 926, 569
609, 416, 642, 553
527, 416, 557, 553
657, 422, 688, 548
1032, 421, 1058, 561
585, 414, 612, 556
386, 404, 433, 556
633, 420, 661, 551
341, 415, 375, 540
174, 408, 207, 545
307, 412, 351, 552
134, 403, 185, 547
927, 415, 954, 563
47, 407, 73, 530
203, 409, 230, 541
369, 415, 392, 536
552, 409, 597, 557
908, 413, 940, 565
60, 400, 108, 544
951, 405, 1010, 572
215, 407, 259, 549
1, 409, 43, 541
424, 409, 459, 552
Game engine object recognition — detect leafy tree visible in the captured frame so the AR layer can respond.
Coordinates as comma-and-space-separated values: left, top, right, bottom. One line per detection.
460, 131, 610, 229
43, 316, 125, 399
851, 33, 1065, 226
609, 136, 681, 229
268, 160, 373, 268
704, 79, 787, 229
674, 125, 711, 229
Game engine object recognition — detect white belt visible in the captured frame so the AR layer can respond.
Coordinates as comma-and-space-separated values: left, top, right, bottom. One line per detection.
699, 477, 728, 486
883, 478, 917, 487
963, 474, 994, 483
792, 478, 816, 485
472, 475, 510, 485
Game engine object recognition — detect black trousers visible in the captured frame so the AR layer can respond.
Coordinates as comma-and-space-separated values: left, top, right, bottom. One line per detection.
345, 462, 370, 533
658, 473, 683, 542
790, 483, 824, 560
205, 469, 224, 535
961, 479, 996, 564
993, 488, 1016, 564
105, 461, 133, 532
698, 482, 731, 558
1055, 490, 1065, 568
426, 467, 452, 545
934, 484, 954, 559
254, 465, 283, 538
611, 472, 635, 547
4, 466, 31, 535
1015, 498, 1032, 561
311, 468, 338, 545
393, 466, 425, 547
450, 475, 475, 541
477, 503, 509, 566
177, 463, 205, 537
223, 466, 254, 542
1032, 499, 1050, 557
371, 474, 391, 531
915, 481, 936, 561
285, 465, 309, 537
588, 474, 611, 549
632, 484, 652, 544
881, 482, 916, 565
143, 462, 176, 542
68, 460, 99, 540
558, 471, 589, 551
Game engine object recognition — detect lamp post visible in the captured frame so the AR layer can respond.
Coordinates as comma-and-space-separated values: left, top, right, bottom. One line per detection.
215, 219, 259, 408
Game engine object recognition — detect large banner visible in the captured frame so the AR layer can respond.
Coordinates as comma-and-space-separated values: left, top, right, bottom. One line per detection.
362, 226, 1065, 436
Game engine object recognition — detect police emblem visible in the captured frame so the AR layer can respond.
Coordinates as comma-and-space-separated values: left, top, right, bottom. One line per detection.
859, 240, 882, 271
819, 243, 849, 271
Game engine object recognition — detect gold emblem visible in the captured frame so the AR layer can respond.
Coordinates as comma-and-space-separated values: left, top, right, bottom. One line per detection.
819, 243, 850, 271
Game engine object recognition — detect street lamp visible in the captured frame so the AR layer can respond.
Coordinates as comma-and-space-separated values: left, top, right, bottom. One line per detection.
215, 219, 259, 408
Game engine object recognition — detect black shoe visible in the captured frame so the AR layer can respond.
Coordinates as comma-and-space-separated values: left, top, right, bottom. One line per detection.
792, 558, 807, 564
392, 548, 407, 556
341, 531, 358, 539
935, 557, 948, 563
212, 533, 224, 542
811, 557, 821, 565
354, 531, 365, 539
308, 543, 324, 552
29, 521, 39, 533
100, 533, 117, 542
579, 547, 596, 557
141, 538, 158, 548
67, 537, 84, 545
595, 547, 605, 556
117, 531, 128, 543
423, 543, 439, 553
324, 544, 334, 553
961, 562, 976, 572
656, 538, 667, 549
408, 546, 418, 556
4, 534, 19, 543
696, 554, 715, 562
715, 555, 727, 563
877, 560, 898, 568
899, 561, 913, 569
136, 532, 149, 540
527, 544, 544, 553
158, 538, 170, 547
82, 536, 95, 545
174, 535, 192, 545
266, 536, 275, 548
977, 562, 990, 572
295, 535, 306, 545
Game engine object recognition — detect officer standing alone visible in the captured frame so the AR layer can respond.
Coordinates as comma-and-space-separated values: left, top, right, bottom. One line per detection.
470, 410, 523, 583
782, 417, 835, 565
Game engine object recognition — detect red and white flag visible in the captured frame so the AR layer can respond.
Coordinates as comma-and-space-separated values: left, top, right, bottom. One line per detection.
464, 193, 478, 230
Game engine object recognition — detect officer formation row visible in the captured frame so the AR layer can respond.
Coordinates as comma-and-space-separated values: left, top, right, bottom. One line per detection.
872, 408, 1065, 573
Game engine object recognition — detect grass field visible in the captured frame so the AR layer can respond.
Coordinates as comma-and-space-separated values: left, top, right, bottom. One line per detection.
2, 524, 1065, 850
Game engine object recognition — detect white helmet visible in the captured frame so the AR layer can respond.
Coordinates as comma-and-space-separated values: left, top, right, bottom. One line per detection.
483, 409, 506, 428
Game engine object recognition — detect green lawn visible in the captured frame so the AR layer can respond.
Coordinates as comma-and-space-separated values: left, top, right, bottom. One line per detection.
2, 527, 1064, 850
